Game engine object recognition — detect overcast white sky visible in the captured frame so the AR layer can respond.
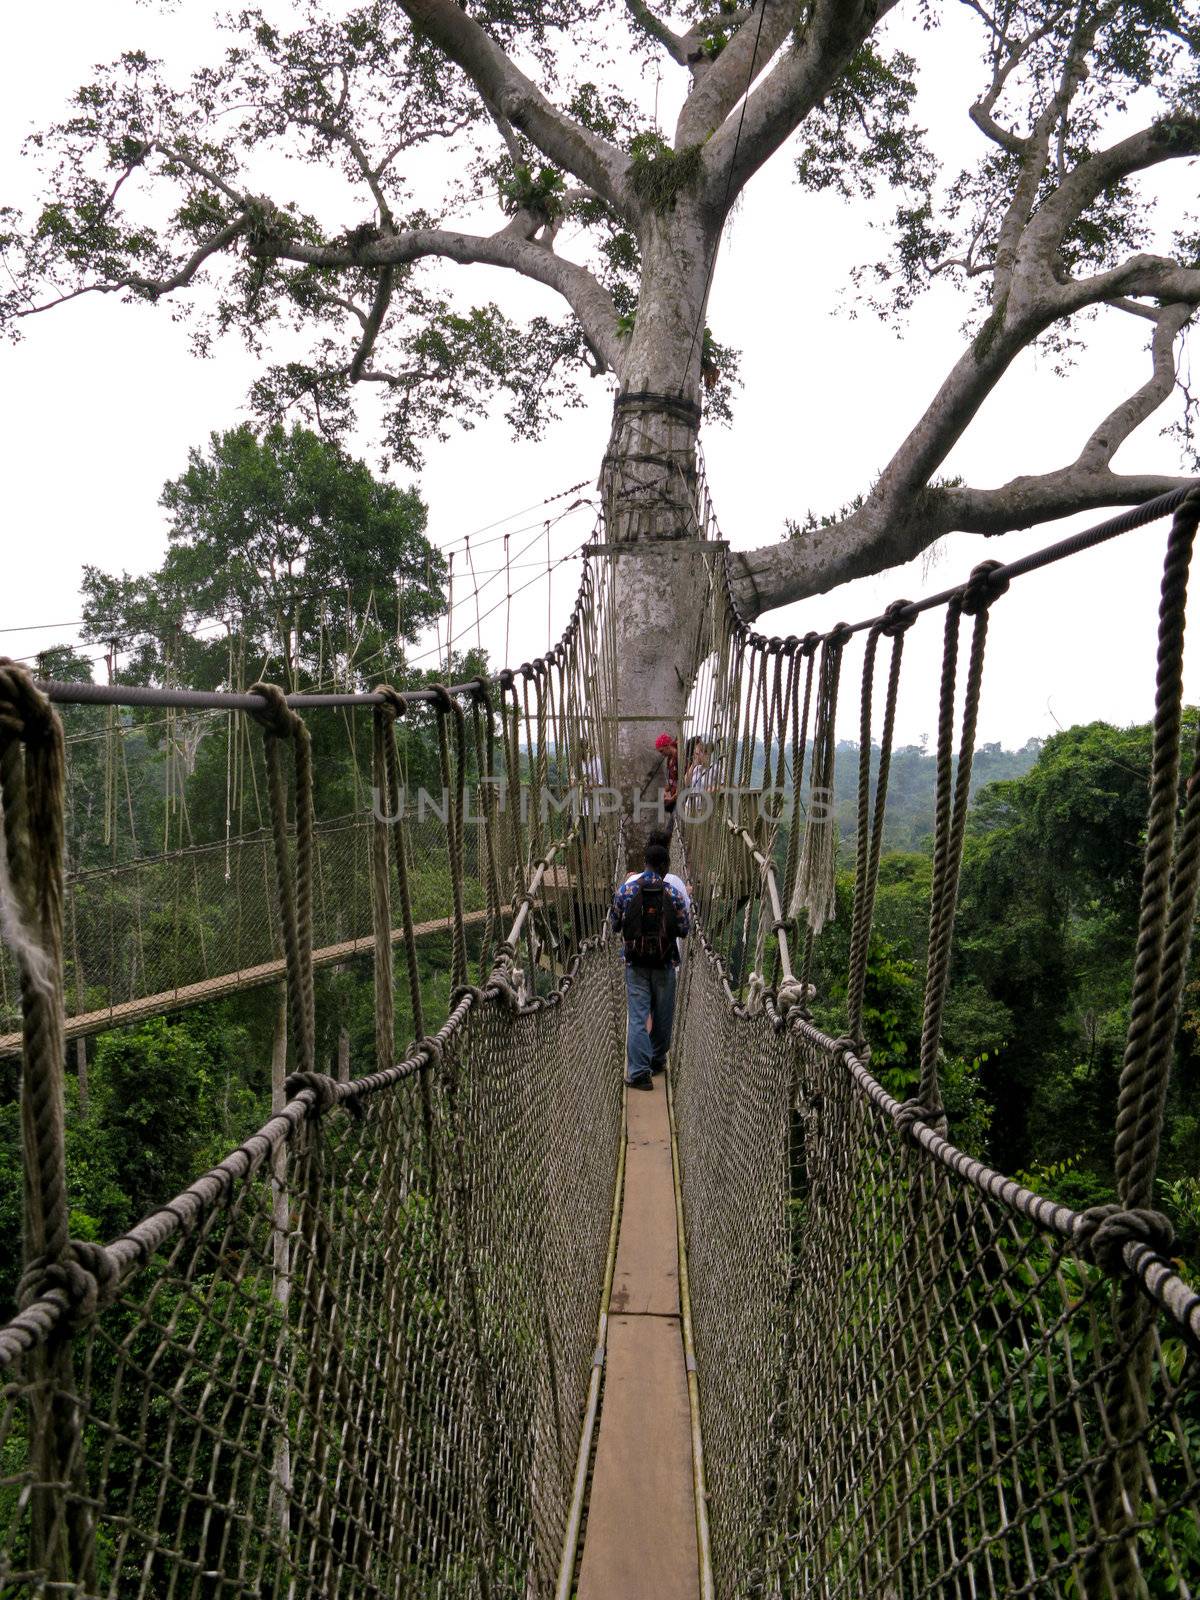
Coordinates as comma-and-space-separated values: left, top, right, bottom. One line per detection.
2, 0, 1197, 750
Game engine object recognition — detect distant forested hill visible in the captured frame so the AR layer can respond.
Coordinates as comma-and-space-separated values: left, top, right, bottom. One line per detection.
829, 738, 1044, 849
737, 736, 1044, 849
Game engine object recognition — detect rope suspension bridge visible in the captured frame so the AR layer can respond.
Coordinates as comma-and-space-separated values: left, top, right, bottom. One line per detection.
1, 479, 1200, 1598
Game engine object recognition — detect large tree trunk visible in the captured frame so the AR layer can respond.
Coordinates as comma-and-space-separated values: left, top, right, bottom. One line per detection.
599, 206, 719, 840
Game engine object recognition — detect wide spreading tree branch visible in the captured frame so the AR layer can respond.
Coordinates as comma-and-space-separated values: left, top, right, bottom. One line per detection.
14, 214, 249, 317
675, 0, 800, 147
296, 109, 396, 225
728, 173, 1199, 622
967, 1, 1072, 155
728, 464, 1195, 616
348, 266, 396, 381
624, 0, 691, 65
990, 10, 1099, 302
267, 224, 625, 375
473, 84, 526, 168
1078, 302, 1193, 468
1052, 255, 1200, 315
703, 0, 899, 205
394, 0, 629, 206
1022, 116, 1200, 285
625, 0, 758, 77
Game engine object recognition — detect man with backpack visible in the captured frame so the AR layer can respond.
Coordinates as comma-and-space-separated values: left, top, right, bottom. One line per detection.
609, 841, 690, 1090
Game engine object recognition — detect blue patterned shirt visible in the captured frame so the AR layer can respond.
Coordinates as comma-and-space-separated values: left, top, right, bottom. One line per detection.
610, 871, 690, 963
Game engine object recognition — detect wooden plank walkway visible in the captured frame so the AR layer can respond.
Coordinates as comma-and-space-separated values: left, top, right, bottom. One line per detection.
577, 1078, 701, 1600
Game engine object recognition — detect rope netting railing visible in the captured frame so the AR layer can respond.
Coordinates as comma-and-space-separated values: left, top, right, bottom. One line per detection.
0, 815, 490, 1049
671, 482, 1200, 1597
0, 553, 631, 1597
3, 604, 624, 1045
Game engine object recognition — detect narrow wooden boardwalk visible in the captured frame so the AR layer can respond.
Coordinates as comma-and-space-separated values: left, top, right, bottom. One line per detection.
577, 1078, 700, 1600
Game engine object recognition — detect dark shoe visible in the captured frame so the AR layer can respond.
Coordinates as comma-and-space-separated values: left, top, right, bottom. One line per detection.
626, 1075, 654, 1091
650, 1059, 666, 1075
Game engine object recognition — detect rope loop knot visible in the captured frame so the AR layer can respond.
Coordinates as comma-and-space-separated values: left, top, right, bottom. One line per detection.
1075, 1205, 1175, 1275
284, 1071, 340, 1114
834, 1033, 872, 1068
18, 1239, 119, 1330
880, 599, 916, 638
375, 683, 408, 720
800, 631, 822, 658
827, 621, 853, 649
895, 1098, 945, 1142
774, 977, 812, 1018
428, 682, 455, 715
961, 560, 1010, 617
415, 1035, 444, 1070
248, 681, 302, 740
449, 983, 484, 1013
485, 962, 522, 1011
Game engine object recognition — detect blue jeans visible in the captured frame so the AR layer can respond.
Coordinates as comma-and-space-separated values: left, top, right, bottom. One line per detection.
624, 964, 678, 1083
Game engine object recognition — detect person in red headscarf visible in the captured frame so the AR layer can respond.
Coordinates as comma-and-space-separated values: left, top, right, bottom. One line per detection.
655, 731, 679, 816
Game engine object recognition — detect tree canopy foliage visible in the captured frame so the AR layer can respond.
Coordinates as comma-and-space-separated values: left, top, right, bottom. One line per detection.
2, 0, 1197, 612
79, 422, 446, 692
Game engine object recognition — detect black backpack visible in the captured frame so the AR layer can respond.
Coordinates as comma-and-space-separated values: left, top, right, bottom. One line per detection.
622, 878, 680, 968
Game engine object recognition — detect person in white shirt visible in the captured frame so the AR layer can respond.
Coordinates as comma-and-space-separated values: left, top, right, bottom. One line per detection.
682, 737, 717, 816
624, 830, 691, 964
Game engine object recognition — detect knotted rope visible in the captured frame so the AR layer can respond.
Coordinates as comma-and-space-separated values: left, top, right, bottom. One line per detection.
469, 681, 505, 972
846, 601, 913, 1051
376, 684, 426, 1040
1090, 485, 1200, 1596
789, 624, 851, 937
250, 683, 316, 1078
432, 685, 469, 991
0, 660, 98, 1585
916, 563, 1007, 1114
0, 662, 69, 1275
371, 703, 397, 1076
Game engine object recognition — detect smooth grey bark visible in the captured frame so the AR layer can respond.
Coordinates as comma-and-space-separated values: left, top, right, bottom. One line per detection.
598, 202, 718, 812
